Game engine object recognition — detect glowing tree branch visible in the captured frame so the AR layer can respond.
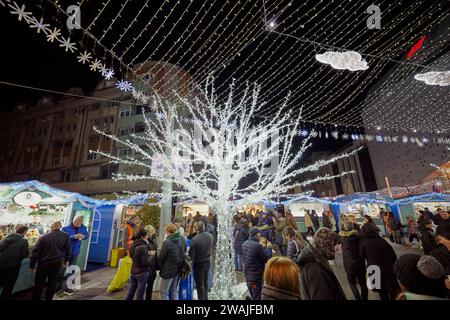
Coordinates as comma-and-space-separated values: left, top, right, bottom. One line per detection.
92, 81, 358, 299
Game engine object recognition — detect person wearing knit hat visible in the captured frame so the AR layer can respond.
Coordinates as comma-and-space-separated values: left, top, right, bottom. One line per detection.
296, 228, 346, 300
394, 254, 447, 300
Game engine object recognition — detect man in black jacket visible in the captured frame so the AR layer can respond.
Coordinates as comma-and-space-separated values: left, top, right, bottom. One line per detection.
30, 221, 71, 300
0, 225, 29, 300
242, 227, 270, 300
432, 224, 450, 297
296, 228, 346, 300
189, 221, 213, 300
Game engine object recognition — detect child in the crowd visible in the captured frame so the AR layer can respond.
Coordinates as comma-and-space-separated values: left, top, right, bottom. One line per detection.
259, 237, 273, 261
407, 216, 419, 244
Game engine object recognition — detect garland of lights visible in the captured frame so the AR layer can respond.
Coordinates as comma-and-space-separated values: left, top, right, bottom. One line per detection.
3, 0, 450, 148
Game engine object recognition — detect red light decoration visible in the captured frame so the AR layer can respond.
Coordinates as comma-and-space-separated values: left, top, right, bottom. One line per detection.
406, 36, 426, 60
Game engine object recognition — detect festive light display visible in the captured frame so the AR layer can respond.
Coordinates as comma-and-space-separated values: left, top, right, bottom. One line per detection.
91, 82, 359, 299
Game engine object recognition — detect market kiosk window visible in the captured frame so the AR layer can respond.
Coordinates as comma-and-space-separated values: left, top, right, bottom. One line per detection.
339, 202, 387, 219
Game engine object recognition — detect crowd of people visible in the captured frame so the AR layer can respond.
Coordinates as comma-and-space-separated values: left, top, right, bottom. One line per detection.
0, 215, 89, 300
232, 208, 450, 300
0, 206, 449, 301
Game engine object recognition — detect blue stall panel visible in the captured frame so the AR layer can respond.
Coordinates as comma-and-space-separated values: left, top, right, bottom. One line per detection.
88, 205, 115, 264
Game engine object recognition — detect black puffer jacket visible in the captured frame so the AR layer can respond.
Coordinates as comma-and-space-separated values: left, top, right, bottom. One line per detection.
130, 239, 150, 275
242, 236, 269, 282
234, 224, 249, 255
431, 245, 450, 275
420, 229, 438, 255
147, 235, 158, 277
189, 231, 213, 265
0, 233, 29, 269
296, 244, 346, 300
339, 230, 366, 275
157, 232, 184, 279
30, 229, 71, 269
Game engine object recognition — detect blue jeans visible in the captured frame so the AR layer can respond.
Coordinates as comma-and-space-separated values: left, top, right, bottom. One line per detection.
126, 272, 149, 300
160, 276, 179, 300
234, 253, 243, 271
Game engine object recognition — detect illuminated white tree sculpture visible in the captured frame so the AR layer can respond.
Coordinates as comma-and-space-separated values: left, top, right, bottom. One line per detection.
92, 82, 358, 299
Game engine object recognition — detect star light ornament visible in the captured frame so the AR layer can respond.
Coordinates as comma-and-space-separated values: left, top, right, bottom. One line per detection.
9, 2, 32, 22
46, 27, 61, 43
90, 59, 102, 72
77, 51, 92, 64
90, 81, 359, 299
315, 51, 369, 71
58, 37, 77, 53
116, 80, 133, 92
29, 17, 50, 34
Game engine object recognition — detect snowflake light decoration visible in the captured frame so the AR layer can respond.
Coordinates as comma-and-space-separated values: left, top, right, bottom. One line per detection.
90, 59, 103, 72
116, 80, 133, 92
365, 134, 374, 141
331, 131, 339, 139
341, 133, 349, 140
310, 130, 318, 138
9, 2, 31, 22
77, 51, 92, 64
46, 27, 61, 43
29, 17, 50, 34
58, 36, 77, 53
421, 137, 429, 144
299, 129, 309, 137
402, 136, 409, 143
104, 68, 115, 80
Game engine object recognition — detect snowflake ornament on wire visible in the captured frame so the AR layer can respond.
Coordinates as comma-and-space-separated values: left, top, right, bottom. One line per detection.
341, 133, 349, 140
9, 2, 32, 22
331, 131, 339, 139
365, 134, 374, 142
310, 130, 318, 138
391, 136, 398, 143
90, 59, 102, 72
116, 80, 133, 92
46, 27, 61, 43
402, 136, 409, 143
77, 51, 92, 64
299, 129, 309, 137
58, 36, 77, 53
104, 68, 115, 80
29, 17, 50, 34
155, 112, 165, 120
421, 137, 429, 144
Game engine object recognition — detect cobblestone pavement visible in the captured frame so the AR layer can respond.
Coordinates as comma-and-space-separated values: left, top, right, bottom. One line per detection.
19, 239, 422, 300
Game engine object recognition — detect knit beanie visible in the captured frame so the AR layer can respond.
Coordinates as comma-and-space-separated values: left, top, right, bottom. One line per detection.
313, 228, 338, 260
394, 254, 446, 298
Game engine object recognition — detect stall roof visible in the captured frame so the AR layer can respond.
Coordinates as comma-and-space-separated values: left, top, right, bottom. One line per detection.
0, 180, 158, 207
281, 195, 333, 205
394, 192, 450, 205
331, 192, 395, 205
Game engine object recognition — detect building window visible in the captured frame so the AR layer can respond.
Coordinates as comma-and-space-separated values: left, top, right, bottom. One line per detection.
111, 102, 120, 107
135, 122, 145, 133
110, 116, 115, 123
119, 128, 128, 136
51, 157, 60, 166
118, 148, 132, 157
94, 118, 100, 126
103, 117, 108, 125
56, 111, 64, 119
54, 141, 63, 148
119, 108, 131, 117
89, 136, 99, 144
87, 153, 97, 161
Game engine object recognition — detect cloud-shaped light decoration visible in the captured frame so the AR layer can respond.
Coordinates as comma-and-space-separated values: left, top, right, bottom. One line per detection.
414, 71, 450, 86
315, 51, 369, 71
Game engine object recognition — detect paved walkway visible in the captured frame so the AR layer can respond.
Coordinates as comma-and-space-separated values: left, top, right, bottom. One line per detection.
42, 240, 422, 300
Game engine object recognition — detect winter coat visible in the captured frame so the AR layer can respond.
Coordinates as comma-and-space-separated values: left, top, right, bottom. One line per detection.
420, 229, 438, 255
338, 230, 366, 275
431, 245, 450, 275
296, 244, 346, 300
157, 232, 184, 279
242, 236, 269, 282
310, 213, 320, 230
287, 238, 306, 260
388, 217, 401, 231
286, 214, 298, 230
130, 239, 150, 275
273, 218, 288, 245
408, 220, 418, 235
189, 231, 213, 265
0, 233, 29, 269
233, 224, 249, 254
147, 235, 158, 277
29, 230, 71, 269
304, 213, 314, 228
261, 285, 301, 300
62, 223, 89, 257
359, 232, 397, 292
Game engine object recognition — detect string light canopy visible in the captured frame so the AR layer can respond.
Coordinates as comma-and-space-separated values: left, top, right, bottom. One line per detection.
3, 0, 450, 135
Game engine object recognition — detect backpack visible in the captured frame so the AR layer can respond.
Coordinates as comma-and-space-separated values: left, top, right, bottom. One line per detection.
178, 241, 192, 279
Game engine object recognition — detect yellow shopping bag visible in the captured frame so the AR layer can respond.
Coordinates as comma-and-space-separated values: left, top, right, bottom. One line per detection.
106, 255, 132, 293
